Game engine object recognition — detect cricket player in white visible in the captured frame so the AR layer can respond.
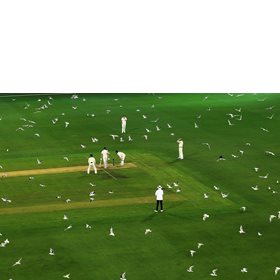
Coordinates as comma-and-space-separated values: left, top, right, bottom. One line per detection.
155, 185, 164, 212
121, 115, 127, 133
177, 138, 184, 160
87, 154, 97, 174
115, 150, 126, 166
101, 147, 109, 169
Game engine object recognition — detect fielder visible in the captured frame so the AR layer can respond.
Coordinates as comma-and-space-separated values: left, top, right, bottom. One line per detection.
87, 154, 97, 174
101, 147, 110, 169
121, 115, 127, 133
177, 138, 184, 160
115, 150, 126, 166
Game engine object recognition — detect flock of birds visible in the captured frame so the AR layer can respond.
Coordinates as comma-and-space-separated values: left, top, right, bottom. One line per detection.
0, 93, 279, 279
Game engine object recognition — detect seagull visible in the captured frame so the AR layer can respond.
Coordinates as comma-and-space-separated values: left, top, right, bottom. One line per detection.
142, 115, 147, 119
236, 94, 244, 97
80, 144, 86, 149
65, 122, 69, 128
145, 128, 151, 133
90, 197, 94, 202
108, 191, 114, 194
145, 229, 152, 235
194, 122, 199, 128
240, 206, 246, 212
37, 158, 42, 165
0, 165, 3, 169
221, 192, 229, 198
227, 119, 234, 126
63, 214, 68, 220
120, 272, 126, 280
143, 135, 148, 140
260, 127, 269, 132
167, 123, 172, 128
89, 191, 96, 197
269, 215, 276, 223
213, 185, 220, 191
265, 151, 275, 156
16, 127, 24, 131
109, 227, 115, 236
239, 150, 244, 155
110, 134, 119, 140
151, 118, 159, 123
64, 225, 72, 231
210, 269, 218, 277
239, 225, 245, 234
252, 185, 259, 191
257, 232, 262, 236
190, 250, 196, 257
86, 224, 92, 229
120, 137, 124, 142
187, 265, 194, 272
254, 167, 259, 172
197, 243, 204, 249
236, 115, 242, 121
155, 125, 160, 131
167, 184, 173, 189
259, 173, 269, 179
63, 157, 69, 161
246, 142, 251, 146
227, 93, 234, 96
241, 268, 248, 273
235, 108, 242, 112
278, 211, 280, 219
266, 106, 275, 110
197, 114, 201, 119
89, 182, 96, 187
202, 143, 211, 150
12, 258, 22, 266
203, 214, 209, 221
266, 114, 274, 119
204, 193, 209, 199
91, 137, 98, 142
72, 106, 77, 110
34, 133, 40, 137
275, 267, 280, 275
63, 274, 70, 279
231, 154, 238, 158
39, 184, 45, 187
128, 135, 133, 141
173, 182, 179, 187
66, 199, 71, 203
49, 248, 55, 256
226, 113, 235, 118
203, 96, 208, 101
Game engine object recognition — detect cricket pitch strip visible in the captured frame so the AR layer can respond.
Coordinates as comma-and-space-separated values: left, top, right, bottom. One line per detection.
0, 163, 137, 178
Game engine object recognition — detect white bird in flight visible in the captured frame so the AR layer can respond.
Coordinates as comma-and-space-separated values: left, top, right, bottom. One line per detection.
80, 144, 86, 149
259, 173, 269, 179
63, 157, 69, 161
210, 269, 218, 277
194, 122, 199, 128
241, 267, 248, 273
227, 119, 234, 126
203, 214, 209, 221
12, 258, 22, 267
240, 206, 246, 212
143, 135, 148, 140
167, 123, 172, 128
63, 214, 68, 220
142, 115, 147, 119
86, 224, 92, 229
221, 192, 229, 198
251, 185, 259, 191
213, 185, 220, 191
145, 229, 152, 235
260, 127, 269, 132
120, 272, 126, 280
266, 114, 274, 119
269, 215, 276, 223
275, 267, 280, 275
187, 265, 194, 272
145, 128, 151, 133
110, 134, 119, 140
156, 125, 160, 131
190, 250, 196, 257
49, 248, 55, 256
64, 225, 72, 231
128, 135, 133, 141
63, 273, 70, 279
202, 143, 211, 150
109, 227, 115, 236
65, 122, 69, 128
239, 225, 245, 234
34, 133, 40, 137
254, 167, 259, 172
37, 158, 42, 165
197, 243, 204, 249
265, 151, 275, 156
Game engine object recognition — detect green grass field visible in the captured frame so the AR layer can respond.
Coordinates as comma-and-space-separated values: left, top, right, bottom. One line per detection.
0, 93, 279, 280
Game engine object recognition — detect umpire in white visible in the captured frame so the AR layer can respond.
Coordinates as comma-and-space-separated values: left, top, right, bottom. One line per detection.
154, 185, 164, 212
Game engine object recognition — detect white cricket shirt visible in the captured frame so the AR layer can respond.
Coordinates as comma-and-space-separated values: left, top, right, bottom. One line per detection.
155, 189, 164, 200
117, 152, 126, 160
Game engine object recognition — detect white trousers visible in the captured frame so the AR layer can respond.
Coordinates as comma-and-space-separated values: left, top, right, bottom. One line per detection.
121, 123, 126, 133
103, 157, 108, 168
178, 147, 183, 159
87, 163, 97, 174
